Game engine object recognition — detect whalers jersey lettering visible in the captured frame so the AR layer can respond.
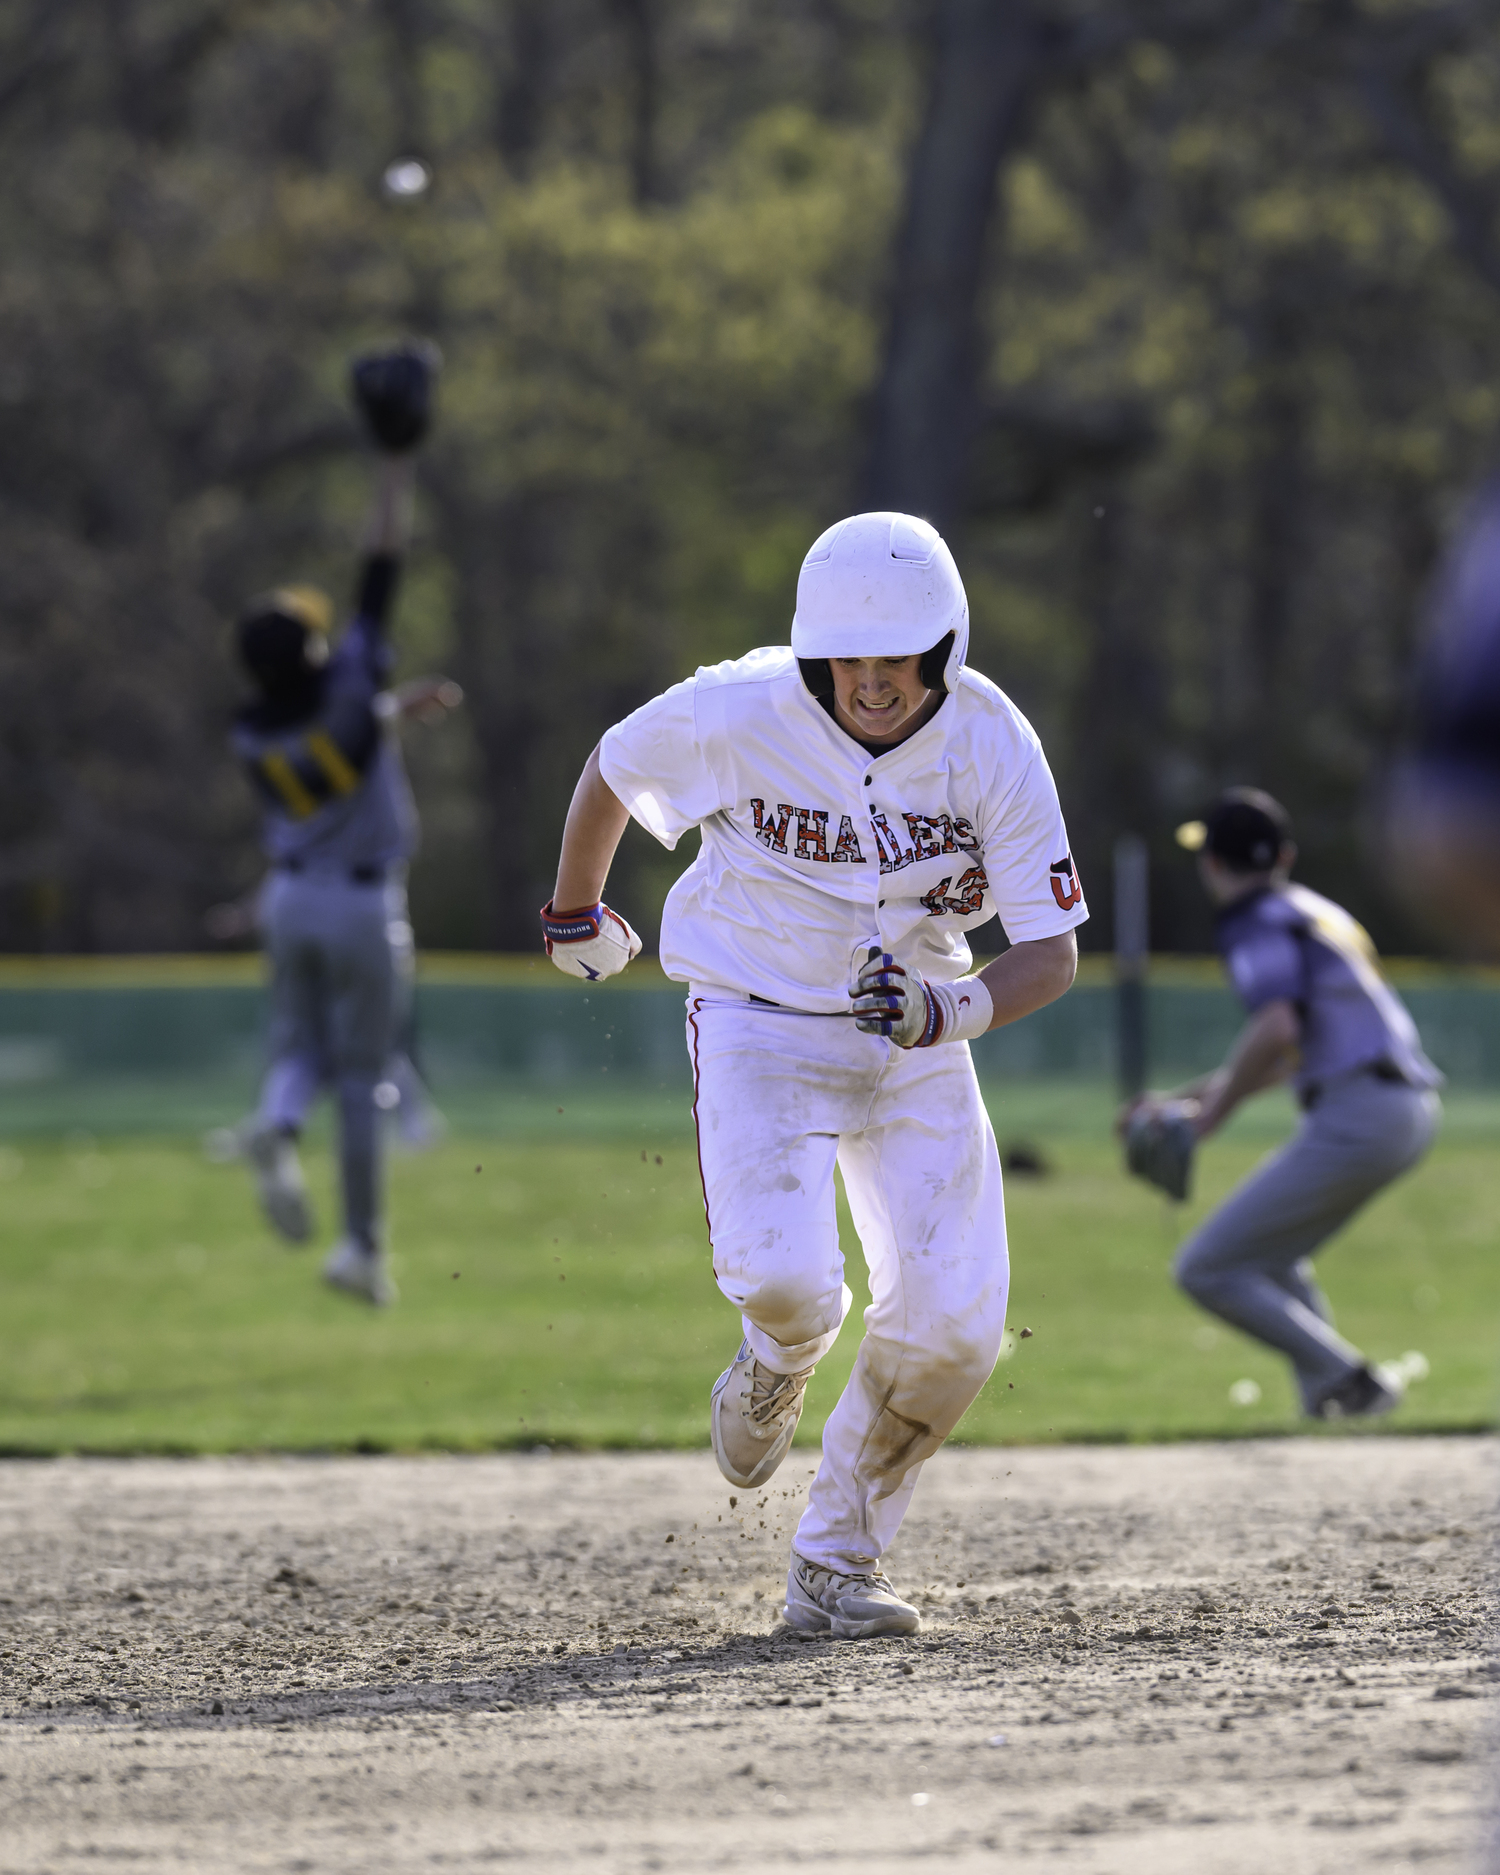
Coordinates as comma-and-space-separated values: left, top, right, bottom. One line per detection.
919, 865, 990, 918
749, 799, 792, 853
598, 644, 1087, 1012
753, 797, 992, 875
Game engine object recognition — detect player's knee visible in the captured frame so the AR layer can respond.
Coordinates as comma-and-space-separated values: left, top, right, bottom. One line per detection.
1174, 1241, 1226, 1305
726, 1269, 843, 1347
907, 1313, 1007, 1388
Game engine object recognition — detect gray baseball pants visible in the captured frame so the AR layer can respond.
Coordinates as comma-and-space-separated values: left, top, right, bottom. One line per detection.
1173, 1071, 1439, 1412
257, 870, 413, 1249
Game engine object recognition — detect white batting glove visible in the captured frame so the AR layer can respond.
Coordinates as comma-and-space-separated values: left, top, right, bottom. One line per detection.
539, 899, 643, 982
851, 949, 993, 1048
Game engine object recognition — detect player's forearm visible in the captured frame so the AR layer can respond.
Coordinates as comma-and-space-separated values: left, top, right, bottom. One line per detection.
976, 932, 1077, 1032
363, 456, 415, 556
1193, 1000, 1300, 1136
552, 746, 631, 910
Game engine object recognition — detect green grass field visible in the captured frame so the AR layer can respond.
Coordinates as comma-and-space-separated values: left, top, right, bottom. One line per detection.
0, 1078, 1496, 1453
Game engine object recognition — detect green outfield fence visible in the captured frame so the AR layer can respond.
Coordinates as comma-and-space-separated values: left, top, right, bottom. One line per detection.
0, 953, 1497, 1137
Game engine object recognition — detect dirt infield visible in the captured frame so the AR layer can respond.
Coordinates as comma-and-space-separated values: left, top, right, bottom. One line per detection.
0, 1438, 1495, 1873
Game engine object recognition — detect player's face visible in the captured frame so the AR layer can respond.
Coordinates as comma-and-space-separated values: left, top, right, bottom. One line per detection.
829, 655, 933, 743
1197, 845, 1294, 906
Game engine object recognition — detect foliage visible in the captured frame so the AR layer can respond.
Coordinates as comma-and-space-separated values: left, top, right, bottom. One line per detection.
3, 2, 1500, 951
0, 0, 909, 949
971, 16, 1500, 949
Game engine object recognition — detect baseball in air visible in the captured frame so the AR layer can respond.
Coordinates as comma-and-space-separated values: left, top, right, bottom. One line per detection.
382, 159, 430, 199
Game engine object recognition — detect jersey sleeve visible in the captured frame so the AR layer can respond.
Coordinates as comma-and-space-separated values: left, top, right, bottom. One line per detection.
598, 675, 726, 850
978, 748, 1089, 943
331, 553, 401, 693
1223, 925, 1304, 1012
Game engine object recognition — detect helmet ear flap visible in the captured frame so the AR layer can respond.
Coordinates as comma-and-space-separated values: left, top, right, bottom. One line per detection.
919, 632, 955, 691
798, 657, 834, 700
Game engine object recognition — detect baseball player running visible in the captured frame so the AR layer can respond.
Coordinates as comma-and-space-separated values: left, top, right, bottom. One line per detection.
232, 344, 455, 1305
542, 512, 1087, 1638
1127, 787, 1441, 1418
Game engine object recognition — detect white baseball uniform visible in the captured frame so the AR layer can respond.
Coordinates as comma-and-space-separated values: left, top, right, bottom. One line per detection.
599, 645, 1087, 1572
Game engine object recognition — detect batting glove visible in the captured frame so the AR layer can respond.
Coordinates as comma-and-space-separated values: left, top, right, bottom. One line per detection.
540, 900, 643, 982
852, 950, 993, 1048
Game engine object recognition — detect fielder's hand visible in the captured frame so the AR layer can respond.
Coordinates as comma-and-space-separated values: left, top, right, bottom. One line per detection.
540, 900, 642, 982
351, 340, 441, 452
1123, 1100, 1198, 1202
386, 676, 464, 725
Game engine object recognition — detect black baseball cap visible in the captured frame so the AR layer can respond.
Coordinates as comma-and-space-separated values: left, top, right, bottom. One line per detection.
1175, 787, 1292, 873
237, 585, 333, 696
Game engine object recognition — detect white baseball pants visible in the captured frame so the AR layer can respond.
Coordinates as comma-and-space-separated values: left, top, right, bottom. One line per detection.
687, 995, 1009, 1573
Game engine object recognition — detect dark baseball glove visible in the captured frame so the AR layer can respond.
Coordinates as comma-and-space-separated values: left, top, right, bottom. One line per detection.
350, 340, 441, 452
1124, 1103, 1197, 1202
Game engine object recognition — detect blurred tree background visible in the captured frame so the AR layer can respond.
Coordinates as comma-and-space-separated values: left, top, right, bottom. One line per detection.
1, 0, 1498, 955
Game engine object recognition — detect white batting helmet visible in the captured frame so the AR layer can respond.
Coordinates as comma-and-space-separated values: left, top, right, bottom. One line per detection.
790, 511, 969, 693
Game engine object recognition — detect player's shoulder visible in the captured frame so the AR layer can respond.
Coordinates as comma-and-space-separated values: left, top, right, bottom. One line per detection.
1281, 882, 1336, 924
1220, 885, 1315, 949
687, 644, 797, 692
1279, 881, 1361, 938
1283, 880, 1380, 961
949, 665, 1045, 758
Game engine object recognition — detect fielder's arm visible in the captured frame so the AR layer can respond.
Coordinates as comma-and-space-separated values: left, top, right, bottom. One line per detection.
384, 676, 463, 724
1170, 997, 1300, 1139
363, 455, 416, 557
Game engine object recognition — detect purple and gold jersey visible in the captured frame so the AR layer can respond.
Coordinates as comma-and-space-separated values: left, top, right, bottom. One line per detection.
232, 555, 417, 874
1216, 883, 1439, 1096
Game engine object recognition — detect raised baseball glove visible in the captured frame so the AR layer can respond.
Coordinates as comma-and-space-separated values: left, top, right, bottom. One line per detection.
1124, 1101, 1197, 1202
350, 340, 441, 452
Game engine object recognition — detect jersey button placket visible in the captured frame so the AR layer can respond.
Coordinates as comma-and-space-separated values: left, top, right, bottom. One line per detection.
865, 779, 885, 913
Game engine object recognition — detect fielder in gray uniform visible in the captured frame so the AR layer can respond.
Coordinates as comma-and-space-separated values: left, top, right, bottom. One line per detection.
232, 344, 452, 1305
1131, 788, 1441, 1418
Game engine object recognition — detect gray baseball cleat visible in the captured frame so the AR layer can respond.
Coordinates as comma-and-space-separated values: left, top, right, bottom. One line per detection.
1313, 1363, 1403, 1420
710, 1338, 814, 1489
784, 1552, 922, 1640
246, 1125, 312, 1244
322, 1237, 397, 1307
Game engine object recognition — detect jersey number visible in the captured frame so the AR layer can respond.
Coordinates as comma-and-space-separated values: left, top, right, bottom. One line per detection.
919, 866, 989, 917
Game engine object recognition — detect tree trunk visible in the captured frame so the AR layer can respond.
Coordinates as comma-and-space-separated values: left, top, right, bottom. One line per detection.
1072, 486, 1160, 929
1240, 308, 1303, 780
609, 0, 659, 205
860, 0, 1054, 528
494, 1, 554, 177
433, 479, 552, 950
